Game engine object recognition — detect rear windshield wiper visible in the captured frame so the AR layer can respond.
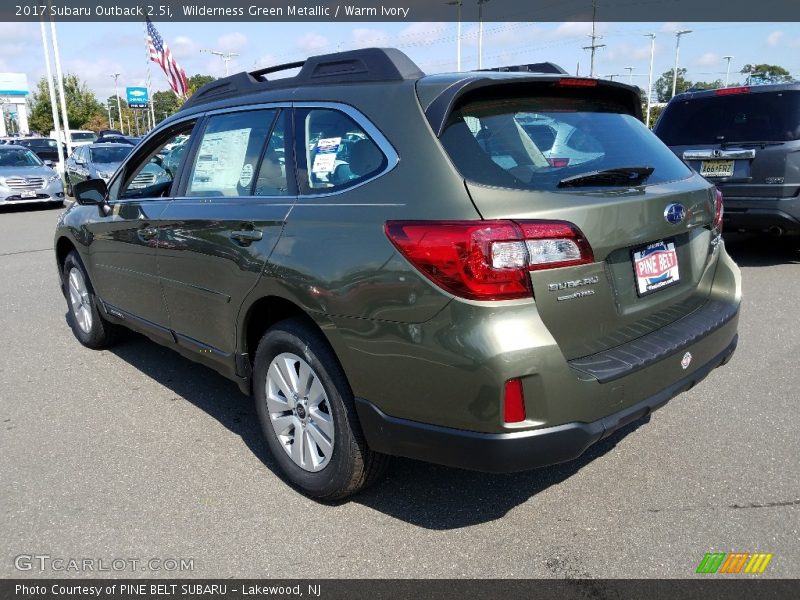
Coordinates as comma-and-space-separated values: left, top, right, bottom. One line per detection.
720, 140, 785, 148
557, 166, 654, 188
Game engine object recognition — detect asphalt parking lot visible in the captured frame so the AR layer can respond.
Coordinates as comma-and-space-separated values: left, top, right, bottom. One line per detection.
1, 203, 798, 579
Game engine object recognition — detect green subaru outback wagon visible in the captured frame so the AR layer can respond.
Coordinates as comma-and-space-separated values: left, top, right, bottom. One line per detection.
55, 48, 741, 499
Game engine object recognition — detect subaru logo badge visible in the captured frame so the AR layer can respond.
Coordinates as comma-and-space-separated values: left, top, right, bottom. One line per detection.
664, 203, 686, 225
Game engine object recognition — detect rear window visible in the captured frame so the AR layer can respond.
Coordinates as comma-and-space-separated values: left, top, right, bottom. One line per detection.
441, 95, 691, 191
90, 146, 132, 164
71, 132, 97, 142
655, 90, 800, 145
21, 139, 57, 149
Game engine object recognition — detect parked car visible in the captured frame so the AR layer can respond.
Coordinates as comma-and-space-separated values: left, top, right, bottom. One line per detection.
94, 134, 136, 146
64, 143, 134, 195
55, 48, 741, 499
50, 129, 97, 147
160, 140, 187, 178
654, 83, 800, 237
13, 137, 67, 166
0, 145, 64, 206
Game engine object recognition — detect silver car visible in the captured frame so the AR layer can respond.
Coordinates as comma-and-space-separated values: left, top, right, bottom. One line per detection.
0, 145, 64, 207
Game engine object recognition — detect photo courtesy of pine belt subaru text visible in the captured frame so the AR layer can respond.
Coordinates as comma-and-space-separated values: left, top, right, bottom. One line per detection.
54, 48, 741, 499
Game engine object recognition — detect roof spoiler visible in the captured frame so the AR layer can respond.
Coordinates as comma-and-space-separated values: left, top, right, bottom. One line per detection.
424, 77, 644, 137
478, 62, 568, 75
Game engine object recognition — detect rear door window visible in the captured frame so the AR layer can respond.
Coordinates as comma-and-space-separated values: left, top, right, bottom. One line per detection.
441, 95, 692, 191
294, 108, 387, 194
655, 90, 800, 145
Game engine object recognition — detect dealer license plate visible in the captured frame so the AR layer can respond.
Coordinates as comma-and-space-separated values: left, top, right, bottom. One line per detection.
632, 240, 680, 296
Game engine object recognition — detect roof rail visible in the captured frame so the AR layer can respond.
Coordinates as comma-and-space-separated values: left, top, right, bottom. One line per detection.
479, 62, 568, 75
180, 48, 425, 112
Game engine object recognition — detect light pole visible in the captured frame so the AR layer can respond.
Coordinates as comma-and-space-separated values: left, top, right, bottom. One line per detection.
477, 0, 490, 70
671, 29, 692, 98
446, 1, 463, 72
111, 73, 123, 134
723, 55, 734, 87
49, 18, 73, 156
39, 21, 65, 173
106, 101, 112, 128
644, 33, 656, 127
202, 49, 240, 76
624, 66, 635, 84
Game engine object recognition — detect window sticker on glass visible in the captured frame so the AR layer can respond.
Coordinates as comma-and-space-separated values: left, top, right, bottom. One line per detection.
239, 163, 254, 188
311, 137, 341, 174
191, 128, 251, 193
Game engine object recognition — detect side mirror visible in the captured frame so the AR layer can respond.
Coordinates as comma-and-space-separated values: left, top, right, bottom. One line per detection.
44, 160, 55, 167
74, 178, 108, 206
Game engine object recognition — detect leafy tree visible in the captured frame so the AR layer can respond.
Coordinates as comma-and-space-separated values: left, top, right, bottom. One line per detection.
187, 74, 215, 95
654, 68, 691, 102
152, 90, 181, 121
83, 112, 111, 133
689, 79, 724, 91
740, 64, 793, 84
27, 74, 102, 134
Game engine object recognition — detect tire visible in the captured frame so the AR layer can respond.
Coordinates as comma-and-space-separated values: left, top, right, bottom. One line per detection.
253, 318, 389, 500
62, 250, 119, 349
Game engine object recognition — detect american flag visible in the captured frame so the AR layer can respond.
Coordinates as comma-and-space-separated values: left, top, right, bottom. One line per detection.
146, 17, 189, 97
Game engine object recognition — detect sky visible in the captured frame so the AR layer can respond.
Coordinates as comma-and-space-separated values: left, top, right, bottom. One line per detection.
1, 20, 799, 101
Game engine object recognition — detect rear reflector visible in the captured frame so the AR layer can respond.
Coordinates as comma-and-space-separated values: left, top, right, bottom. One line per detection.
504, 379, 526, 423
715, 86, 750, 96
384, 220, 594, 301
712, 187, 724, 236
557, 78, 598, 88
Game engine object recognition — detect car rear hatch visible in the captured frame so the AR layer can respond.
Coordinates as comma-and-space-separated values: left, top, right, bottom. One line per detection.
654, 86, 800, 199
422, 75, 721, 360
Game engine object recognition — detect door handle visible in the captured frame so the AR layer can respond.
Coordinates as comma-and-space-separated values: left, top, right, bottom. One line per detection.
138, 226, 158, 241
230, 229, 263, 243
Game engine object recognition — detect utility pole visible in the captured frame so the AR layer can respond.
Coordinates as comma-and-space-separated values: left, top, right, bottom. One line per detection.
671, 29, 692, 98
111, 73, 123, 134
582, 0, 605, 77
477, 0, 490, 69
446, 1, 463, 72
644, 33, 656, 127
202, 49, 240, 76
723, 55, 734, 87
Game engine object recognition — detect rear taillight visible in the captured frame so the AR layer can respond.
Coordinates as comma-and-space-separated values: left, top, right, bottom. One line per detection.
547, 157, 570, 168
712, 187, 724, 236
715, 86, 750, 96
384, 220, 594, 301
503, 379, 526, 423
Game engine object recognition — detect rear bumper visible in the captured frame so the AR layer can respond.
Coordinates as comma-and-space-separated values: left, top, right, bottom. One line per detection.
356, 334, 737, 473
722, 196, 800, 233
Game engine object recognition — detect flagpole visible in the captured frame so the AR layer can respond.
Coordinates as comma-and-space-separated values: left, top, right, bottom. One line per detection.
143, 19, 156, 128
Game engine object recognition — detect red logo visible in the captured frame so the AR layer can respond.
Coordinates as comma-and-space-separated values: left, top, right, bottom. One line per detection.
635, 250, 677, 279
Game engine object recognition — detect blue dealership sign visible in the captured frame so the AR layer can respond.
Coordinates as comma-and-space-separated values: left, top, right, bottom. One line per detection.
126, 86, 149, 108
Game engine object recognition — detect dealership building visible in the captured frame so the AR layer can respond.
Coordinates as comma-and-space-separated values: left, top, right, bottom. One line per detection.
0, 73, 30, 136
